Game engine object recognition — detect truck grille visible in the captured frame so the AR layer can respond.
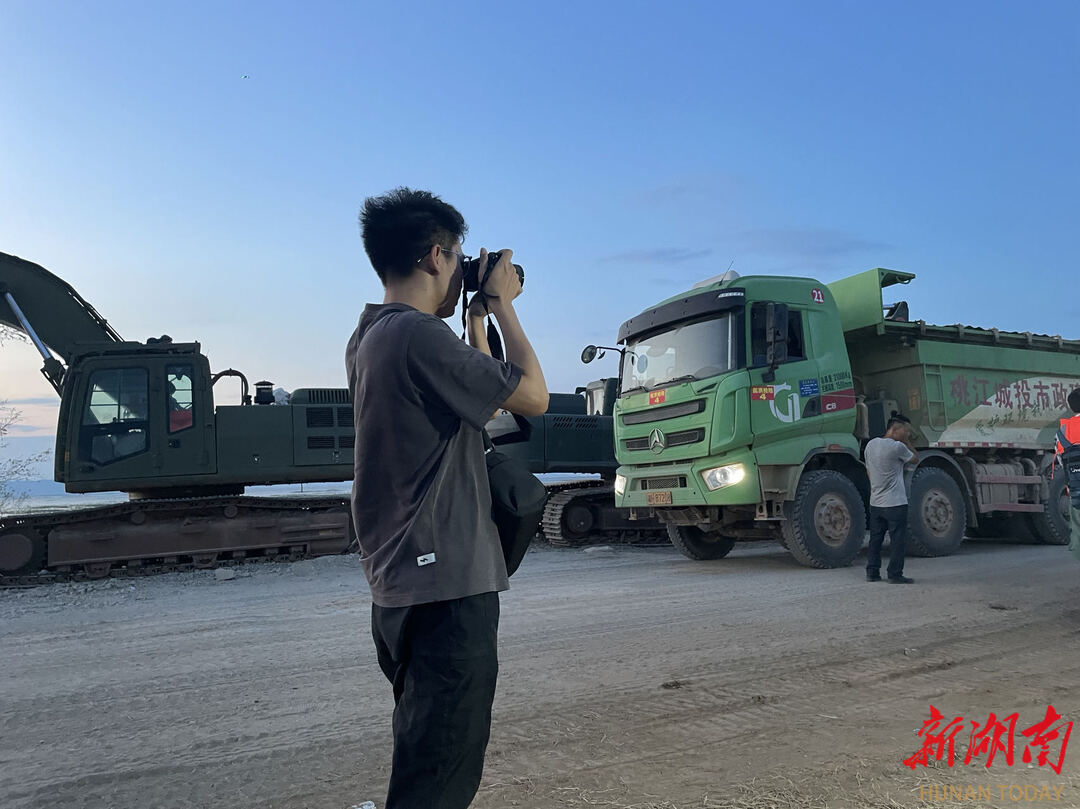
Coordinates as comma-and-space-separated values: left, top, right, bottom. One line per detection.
622, 399, 705, 425
307, 436, 335, 449
624, 428, 705, 451
641, 476, 687, 490
337, 407, 353, 427
338, 435, 355, 449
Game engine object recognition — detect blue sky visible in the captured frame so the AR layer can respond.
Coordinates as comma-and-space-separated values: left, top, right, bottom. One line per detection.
1, 1, 1078, 470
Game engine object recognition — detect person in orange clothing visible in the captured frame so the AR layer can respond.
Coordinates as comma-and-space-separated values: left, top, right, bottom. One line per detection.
1055, 388, 1080, 562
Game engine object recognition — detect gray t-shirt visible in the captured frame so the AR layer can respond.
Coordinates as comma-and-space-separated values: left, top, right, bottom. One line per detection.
345, 303, 522, 608
865, 437, 915, 507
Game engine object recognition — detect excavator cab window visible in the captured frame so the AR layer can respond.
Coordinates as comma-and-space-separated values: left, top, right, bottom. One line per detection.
79, 368, 149, 465
167, 365, 194, 433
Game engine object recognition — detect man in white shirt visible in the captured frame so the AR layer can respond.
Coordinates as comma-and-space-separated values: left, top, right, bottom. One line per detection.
864, 413, 919, 584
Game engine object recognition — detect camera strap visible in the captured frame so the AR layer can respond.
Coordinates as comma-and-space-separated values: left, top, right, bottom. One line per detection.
460, 265, 506, 361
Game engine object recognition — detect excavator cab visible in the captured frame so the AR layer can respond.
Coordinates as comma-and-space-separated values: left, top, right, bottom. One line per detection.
58, 344, 216, 492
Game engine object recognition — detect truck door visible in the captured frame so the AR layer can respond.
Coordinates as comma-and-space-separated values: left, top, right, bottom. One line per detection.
747, 303, 822, 459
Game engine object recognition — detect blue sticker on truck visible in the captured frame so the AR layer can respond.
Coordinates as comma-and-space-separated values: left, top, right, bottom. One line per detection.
799, 378, 820, 397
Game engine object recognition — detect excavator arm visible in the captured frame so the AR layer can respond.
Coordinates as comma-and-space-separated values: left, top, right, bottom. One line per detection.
0, 251, 122, 392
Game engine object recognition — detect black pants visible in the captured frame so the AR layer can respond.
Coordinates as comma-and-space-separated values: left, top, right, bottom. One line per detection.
371, 592, 500, 809
867, 504, 908, 579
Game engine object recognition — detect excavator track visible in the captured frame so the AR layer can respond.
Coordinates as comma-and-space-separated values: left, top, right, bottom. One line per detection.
0, 494, 354, 588
540, 482, 668, 548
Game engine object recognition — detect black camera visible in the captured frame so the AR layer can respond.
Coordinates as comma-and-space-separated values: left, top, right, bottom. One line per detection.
463, 251, 525, 293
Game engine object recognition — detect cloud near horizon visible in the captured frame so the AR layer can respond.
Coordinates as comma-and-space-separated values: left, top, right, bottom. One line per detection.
630, 173, 745, 206
4, 397, 58, 406
734, 228, 889, 260
599, 248, 714, 265
0, 400, 59, 437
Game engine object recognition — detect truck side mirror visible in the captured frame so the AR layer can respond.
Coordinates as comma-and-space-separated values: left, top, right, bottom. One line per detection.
581, 345, 599, 364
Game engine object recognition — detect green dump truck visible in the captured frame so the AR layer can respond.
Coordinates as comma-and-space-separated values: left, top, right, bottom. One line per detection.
600, 268, 1080, 568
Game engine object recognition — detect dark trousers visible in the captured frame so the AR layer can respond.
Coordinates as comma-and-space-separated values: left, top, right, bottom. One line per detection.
371, 592, 500, 809
867, 504, 908, 579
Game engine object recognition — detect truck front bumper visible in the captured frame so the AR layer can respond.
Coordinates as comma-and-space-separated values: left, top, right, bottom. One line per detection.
615, 448, 759, 509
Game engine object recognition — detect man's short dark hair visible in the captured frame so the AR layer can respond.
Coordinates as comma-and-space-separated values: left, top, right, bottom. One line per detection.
359, 187, 467, 284
1068, 388, 1080, 414
887, 412, 911, 430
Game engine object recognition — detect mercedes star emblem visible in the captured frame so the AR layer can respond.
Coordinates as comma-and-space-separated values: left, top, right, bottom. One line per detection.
649, 428, 666, 453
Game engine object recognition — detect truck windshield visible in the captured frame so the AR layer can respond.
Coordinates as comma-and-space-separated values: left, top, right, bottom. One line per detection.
621, 314, 737, 394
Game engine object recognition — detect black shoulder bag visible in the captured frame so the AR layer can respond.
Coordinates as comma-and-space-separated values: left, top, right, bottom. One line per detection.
483, 416, 548, 576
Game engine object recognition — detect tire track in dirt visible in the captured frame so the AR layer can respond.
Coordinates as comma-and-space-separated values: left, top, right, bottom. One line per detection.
2, 545, 1076, 809
483, 609, 1079, 780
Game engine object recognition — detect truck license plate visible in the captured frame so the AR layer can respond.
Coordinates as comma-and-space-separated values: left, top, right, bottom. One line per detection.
646, 491, 672, 506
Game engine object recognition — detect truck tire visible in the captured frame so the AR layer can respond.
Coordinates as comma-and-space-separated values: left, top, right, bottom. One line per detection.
1026, 471, 1069, 545
781, 470, 864, 569
667, 525, 735, 561
907, 468, 966, 557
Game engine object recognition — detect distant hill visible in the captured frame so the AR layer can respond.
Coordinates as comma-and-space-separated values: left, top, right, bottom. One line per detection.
0, 436, 55, 479
4, 479, 66, 497
4, 479, 353, 498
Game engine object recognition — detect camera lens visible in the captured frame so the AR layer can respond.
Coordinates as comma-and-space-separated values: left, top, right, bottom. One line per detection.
462, 251, 525, 293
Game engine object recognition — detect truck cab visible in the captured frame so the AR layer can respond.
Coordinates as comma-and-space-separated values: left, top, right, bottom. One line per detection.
610, 272, 867, 566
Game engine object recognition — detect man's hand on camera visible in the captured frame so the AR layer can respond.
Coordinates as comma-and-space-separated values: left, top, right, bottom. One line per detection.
482, 248, 522, 305
467, 294, 489, 320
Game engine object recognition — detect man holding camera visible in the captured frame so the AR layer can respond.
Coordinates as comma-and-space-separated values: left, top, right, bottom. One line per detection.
346, 187, 548, 809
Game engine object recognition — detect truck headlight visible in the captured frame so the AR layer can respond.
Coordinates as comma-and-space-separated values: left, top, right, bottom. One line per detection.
614, 474, 627, 496
701, 463, 745, 491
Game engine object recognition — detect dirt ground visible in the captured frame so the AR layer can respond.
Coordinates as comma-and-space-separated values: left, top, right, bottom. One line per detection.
1, 537, 1078, 809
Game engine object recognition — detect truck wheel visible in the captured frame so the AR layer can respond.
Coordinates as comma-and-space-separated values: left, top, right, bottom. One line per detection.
781, 470, 864, 569
1026, 471, 1069, 545
907, 468, 965, 557
667, 525, 735, 561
